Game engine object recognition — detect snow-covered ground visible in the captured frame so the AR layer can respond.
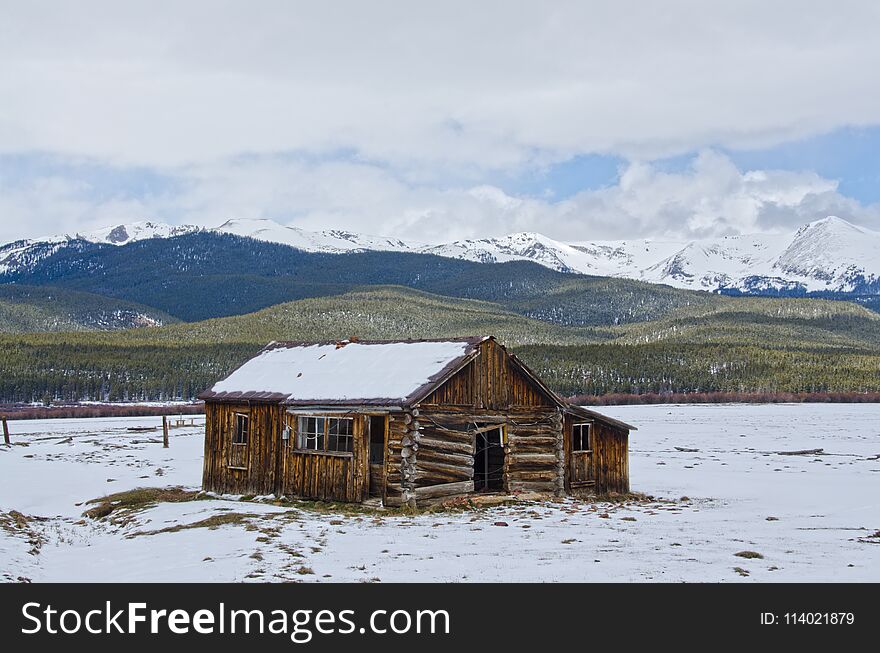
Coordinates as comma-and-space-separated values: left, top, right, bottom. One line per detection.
1, 404, 878, 583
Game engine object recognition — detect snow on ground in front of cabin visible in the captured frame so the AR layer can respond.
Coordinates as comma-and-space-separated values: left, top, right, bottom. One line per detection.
1, 404, 878, 583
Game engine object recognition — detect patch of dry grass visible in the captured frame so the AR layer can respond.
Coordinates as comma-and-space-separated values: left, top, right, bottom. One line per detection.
0, 510, 45, 555
84, 487, 204, 520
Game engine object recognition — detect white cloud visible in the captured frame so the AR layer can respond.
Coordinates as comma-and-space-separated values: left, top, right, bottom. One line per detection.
553, 151, 866, 239
2, 2, 880, 243
1, 151, 877, 244
0, 175, 154, 241
2, 1, 880, 169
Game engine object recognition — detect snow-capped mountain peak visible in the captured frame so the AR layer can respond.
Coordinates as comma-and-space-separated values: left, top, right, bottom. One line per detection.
798, 214, 864, 234
773, 216, 879, 289
424, 232, 592, 272
79, 221, 201, 245
212, 218, 424, 253
1, 215, 878, 295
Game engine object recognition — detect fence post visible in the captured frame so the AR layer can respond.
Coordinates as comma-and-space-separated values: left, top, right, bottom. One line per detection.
2, 416, 9, 445
162, 415, 169, 448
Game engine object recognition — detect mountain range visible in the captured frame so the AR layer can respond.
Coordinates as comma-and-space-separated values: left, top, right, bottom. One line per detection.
2, 215, 878, 295
1, 215, 879, 402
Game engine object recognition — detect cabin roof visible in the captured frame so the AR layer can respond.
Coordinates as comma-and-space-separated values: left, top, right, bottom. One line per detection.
199, 335, 635, 432
199, 337, 486, 406
564, 404, 637, 432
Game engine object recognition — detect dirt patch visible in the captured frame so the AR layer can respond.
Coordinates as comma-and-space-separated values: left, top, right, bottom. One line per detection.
734, 550, 764, 559
267, 496, 488, 517
127, 512, 263, 538
857, 530, 880, 545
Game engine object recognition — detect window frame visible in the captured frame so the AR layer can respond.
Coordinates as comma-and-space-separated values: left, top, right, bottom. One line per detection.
296, 416, 325, 452
292, 414, 355, 457
571, 422, 592, 453
232, 412, 249, 446
326, 416, 355, 453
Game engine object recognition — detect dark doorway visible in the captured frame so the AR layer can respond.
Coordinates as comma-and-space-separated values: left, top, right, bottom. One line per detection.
368, 415, 386, 498
473, 425, 505, 492
369, 416, 386, 463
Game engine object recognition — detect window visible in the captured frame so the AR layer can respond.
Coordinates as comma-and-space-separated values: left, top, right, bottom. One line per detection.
327, 418, 354, 453
571, 423, 591, 452
233, 413, 249, 445
295, 416, 355, 454
297, 416, 325, 451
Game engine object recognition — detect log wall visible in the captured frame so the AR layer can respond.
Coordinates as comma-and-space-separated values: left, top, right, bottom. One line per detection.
505, 409, 564, 495
413, 410, 477, 506
410, 406, 563, 506
384, 411, 414, 507
409, 338, 566, 505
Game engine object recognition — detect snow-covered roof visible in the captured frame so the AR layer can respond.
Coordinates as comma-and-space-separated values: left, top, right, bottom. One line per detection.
200, 337, 485, 406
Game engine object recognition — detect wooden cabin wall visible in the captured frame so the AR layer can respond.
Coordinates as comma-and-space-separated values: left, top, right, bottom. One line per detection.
202, 401, 223, 492
277, 414, 369, 503
202, 401, 281, 496
411, 339, 564, 506
592, 422, 630, 494
562, 412, 591, 496
410, 406, 563, 506
562, 414, 630, 496
505, 408, 564, 495
203, 403, 374, 502
420, 339, 554, 411
383, 411, 412, 507
411, 409, 477, 506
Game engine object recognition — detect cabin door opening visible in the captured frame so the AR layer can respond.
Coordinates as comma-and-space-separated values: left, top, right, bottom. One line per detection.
368, 415, 387, 498
473, 425, 505, 492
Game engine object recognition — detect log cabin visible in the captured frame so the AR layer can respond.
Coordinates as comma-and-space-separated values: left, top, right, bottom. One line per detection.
198, 336, 635, 507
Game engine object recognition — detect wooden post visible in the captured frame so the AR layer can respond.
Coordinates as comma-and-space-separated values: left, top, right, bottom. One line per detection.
2, 416, 9, 445
162, 416, 169, 448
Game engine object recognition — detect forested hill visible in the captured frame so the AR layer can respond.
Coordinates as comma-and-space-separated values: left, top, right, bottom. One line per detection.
1, 286, 878, 403
0, 285, 177, 332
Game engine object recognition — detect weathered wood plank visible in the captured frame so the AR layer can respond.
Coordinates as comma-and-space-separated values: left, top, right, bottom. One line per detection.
416, 460, 474, 479
507, 470, 557, 482
414, 480, 474, 500
508, 480, 557, 493
417, 436, 475, 456
415, 448, 474, 468
507, 453, 558, 466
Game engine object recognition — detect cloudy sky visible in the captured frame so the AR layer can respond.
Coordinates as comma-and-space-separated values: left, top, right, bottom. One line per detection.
2, 0, 880, 244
